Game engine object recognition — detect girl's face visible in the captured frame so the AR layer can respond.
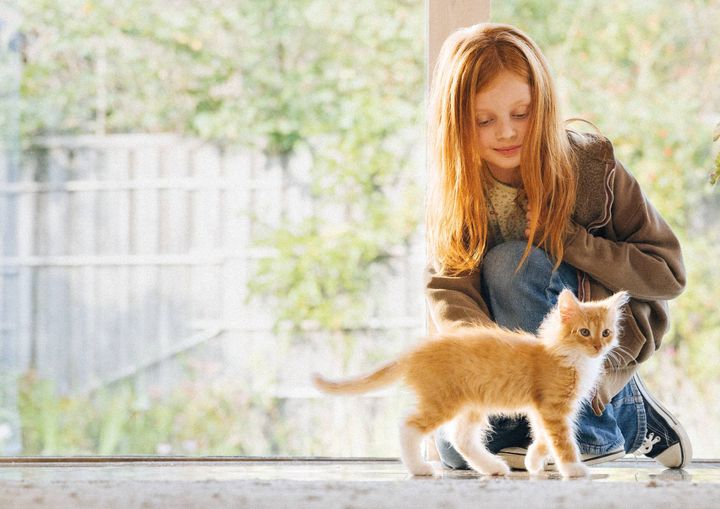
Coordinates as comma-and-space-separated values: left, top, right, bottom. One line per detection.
473, 71, 532, 178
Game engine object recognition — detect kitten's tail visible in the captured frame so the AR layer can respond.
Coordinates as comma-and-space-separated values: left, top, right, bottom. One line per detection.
312, 360, 404, 395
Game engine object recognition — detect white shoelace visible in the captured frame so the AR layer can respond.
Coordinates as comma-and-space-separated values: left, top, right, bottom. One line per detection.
635, 432, 662, 455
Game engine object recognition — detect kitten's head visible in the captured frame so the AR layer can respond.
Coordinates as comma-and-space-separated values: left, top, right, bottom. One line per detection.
551, 289, 630, 358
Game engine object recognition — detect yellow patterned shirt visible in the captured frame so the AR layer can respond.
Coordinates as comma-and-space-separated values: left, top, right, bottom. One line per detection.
486, 176, 528, 245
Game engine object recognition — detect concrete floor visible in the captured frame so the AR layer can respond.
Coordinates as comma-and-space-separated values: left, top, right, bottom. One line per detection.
1, 457, 719, 508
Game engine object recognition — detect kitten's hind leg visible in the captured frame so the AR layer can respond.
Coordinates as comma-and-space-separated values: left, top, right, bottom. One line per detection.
450, 408, 510, 476
400, 413, 444, 476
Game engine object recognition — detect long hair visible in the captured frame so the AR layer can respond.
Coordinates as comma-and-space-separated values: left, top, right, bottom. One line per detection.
427, 23, 577, 275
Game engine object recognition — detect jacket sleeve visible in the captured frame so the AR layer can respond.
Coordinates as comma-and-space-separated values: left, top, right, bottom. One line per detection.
562, 159, 686, 301
424, 264, 494, 332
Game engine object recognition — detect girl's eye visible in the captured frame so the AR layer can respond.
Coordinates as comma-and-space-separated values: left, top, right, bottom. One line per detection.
579, 328, 591, 337
477, 113, 528, 127
602, 329, 611, 337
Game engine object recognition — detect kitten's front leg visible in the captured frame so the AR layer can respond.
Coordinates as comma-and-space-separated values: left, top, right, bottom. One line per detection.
539, 414, 590, 479
525, 439, 550, 474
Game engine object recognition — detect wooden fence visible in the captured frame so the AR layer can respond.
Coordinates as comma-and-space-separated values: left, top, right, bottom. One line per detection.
0, 133, 426, 399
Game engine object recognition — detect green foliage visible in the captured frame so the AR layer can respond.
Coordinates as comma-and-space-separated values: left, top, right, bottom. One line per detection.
19, 0, 423, 152
0, 4, 20, 149
249, 219, 381, 331
17, 369, 283, 455
19, 0, 425, 335
712, 123, 720, 185
241, 1, 424, 332
667, 238, 720, 380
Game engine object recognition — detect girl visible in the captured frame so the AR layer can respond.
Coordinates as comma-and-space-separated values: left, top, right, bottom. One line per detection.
424, 23, 691, 470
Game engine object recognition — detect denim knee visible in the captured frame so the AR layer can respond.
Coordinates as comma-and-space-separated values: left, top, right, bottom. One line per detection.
481, 241, 528, 284
481, 241, 553, 292
481, 241, 577, 332
481, 241, 555, 306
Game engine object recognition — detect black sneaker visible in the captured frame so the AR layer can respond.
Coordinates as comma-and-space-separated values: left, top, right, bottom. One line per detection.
633, 374, 692, 469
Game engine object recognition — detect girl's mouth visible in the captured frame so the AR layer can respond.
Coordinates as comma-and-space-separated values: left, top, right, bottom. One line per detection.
494, 145, 521, 156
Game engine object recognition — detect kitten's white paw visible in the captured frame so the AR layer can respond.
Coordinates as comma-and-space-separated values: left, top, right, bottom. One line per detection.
525, 451, 548, 474
557, 461, 590, 479
472, 457, 510, 476
525, 442, 549, 474
407, 462, 436, 476
488, 461, 511, 477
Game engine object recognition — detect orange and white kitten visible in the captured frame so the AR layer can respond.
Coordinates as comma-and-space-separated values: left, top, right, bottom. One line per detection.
313, 289, 629, 479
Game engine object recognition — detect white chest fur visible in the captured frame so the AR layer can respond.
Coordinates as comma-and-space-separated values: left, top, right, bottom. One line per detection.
573, 355, 605, 401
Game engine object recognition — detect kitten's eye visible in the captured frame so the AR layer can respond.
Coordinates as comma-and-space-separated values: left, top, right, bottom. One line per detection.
579, 328, 591, 337
602, 329, 611, 337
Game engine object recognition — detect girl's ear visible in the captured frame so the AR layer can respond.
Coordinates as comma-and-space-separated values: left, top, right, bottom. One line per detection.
604, 291, 630, 311
558, 289, 579, 324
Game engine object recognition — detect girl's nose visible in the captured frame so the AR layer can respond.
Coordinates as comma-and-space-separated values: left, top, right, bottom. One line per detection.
496, 119, 516, 139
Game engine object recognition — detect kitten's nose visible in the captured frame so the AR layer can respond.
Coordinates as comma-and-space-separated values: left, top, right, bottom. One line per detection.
593, 344, 602, 353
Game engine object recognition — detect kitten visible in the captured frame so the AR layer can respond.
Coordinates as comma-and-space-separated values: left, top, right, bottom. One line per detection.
312, 289, 629, 478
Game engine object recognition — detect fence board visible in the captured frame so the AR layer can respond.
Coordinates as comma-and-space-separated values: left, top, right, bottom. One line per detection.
94, 266, 114, 383
36, 267, 72, 393
15, 187, 36, 373
129, 265, 160, 353
68, 267, 84, 389
80, 265, 97, 390
40, 147, 69, 256
2, 133, 424, 403
130, 146, 161, 255
190, 144, 222, 322
128, 145, 161, 392
221, 148, 253, 326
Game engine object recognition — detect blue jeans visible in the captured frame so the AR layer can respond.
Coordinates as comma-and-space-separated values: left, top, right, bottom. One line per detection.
436, 240, 647, 469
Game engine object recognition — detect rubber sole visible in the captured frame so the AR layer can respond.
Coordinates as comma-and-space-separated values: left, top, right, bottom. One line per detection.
497, 446, 626, 471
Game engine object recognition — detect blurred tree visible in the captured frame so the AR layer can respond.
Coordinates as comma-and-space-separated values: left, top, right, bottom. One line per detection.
18, 0, 425, 352
713, 122, 720, 184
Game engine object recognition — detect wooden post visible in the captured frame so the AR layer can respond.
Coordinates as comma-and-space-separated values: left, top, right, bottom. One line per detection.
426, 0, 492, 85
424, 1, 493, 332
424, 0, 491, 462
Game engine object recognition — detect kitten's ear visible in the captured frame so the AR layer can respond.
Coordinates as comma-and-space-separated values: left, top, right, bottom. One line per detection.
605, 291, 630, 311
558, 289, 580, 324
